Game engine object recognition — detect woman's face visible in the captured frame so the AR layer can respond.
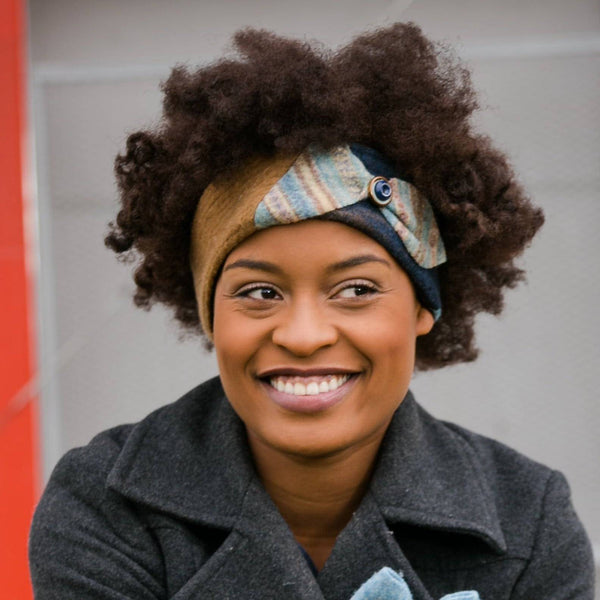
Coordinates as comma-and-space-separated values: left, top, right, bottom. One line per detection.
213, 220, 434, 459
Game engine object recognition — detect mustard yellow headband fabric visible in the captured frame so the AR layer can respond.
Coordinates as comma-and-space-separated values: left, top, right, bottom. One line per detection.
190, 152, 299, 338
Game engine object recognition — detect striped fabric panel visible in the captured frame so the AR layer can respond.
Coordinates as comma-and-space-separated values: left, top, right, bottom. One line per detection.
254, 144, 446, 269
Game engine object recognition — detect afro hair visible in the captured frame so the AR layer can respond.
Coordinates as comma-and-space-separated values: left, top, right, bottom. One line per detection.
105, 23, 544, 370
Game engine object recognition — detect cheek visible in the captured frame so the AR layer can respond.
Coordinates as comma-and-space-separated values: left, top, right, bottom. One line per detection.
213, 304, 272, 408
345, 306, 418, 388
343, 303, 418, 350
213, 307, 248, 382
213, 295, 255, 354
214, 318, 268, 367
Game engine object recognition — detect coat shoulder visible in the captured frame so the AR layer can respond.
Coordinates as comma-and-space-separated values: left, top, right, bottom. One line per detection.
46, 376, 224, 482
428, 412, 595, 597
439, 417, 555, 502
29, 377, 226, 599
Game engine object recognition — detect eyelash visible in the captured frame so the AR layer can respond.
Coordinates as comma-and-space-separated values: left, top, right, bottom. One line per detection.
233, 279, 381, 303
235, 280, 379, 301
333, 280, 380, 300
235, 283, 281, 301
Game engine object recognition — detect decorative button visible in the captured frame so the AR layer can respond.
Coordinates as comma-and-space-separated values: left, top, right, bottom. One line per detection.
368, 176, 393, 206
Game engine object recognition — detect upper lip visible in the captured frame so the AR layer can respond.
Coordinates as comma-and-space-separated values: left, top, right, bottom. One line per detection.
256, 367, 360, 378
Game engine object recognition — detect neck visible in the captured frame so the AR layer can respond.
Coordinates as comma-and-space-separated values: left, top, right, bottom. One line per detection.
247, 432, 384, 570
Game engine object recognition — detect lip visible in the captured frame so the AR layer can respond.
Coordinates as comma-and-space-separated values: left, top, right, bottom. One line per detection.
257, 366, 359, 378
259, 373, 359, 414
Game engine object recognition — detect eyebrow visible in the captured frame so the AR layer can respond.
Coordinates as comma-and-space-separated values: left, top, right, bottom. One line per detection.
325, 254, 391, 274
223, 259, 283, 274
223, 254, 391, 274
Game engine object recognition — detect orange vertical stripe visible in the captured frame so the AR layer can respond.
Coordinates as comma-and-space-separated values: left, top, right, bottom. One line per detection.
0, 0, 38, 597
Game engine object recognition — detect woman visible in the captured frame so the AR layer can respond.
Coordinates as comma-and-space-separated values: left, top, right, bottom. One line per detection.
29, 24, 594, 599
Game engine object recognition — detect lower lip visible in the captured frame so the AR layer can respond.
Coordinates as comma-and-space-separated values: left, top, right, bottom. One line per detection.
260, 376, 358, 414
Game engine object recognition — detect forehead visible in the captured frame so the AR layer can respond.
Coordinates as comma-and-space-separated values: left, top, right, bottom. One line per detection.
223, 220, 395, 268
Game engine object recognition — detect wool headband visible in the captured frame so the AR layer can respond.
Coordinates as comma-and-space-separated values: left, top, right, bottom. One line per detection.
190, 144, 446, 339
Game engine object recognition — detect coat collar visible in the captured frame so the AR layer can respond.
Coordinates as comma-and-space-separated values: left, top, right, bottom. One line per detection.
369, 392, 507, 554
107, 377, 506, 554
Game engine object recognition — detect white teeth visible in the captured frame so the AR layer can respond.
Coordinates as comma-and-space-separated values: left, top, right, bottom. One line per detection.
269, 374, 351, 396
306, 382, 320, 395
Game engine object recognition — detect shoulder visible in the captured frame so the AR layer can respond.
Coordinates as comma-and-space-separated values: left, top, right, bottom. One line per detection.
41, 376, 224, 484
415, 404, 595, 597
436, 417, 556, 518
29, 377, 226, 598
421, 408, 570, 537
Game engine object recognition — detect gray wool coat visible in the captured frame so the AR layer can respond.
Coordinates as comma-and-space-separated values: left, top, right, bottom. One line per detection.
29, 377, 595, 599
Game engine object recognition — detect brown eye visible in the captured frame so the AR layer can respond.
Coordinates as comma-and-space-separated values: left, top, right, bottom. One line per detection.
254, 288, 278, 300
335, 282, 378, 299
353, 286, 372, 296
239, 286, 281, 300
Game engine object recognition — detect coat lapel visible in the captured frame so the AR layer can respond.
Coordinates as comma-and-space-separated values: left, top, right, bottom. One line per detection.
369, 394, 507, 555
108, 379, 324, 599
171, 477, 325, 599
107, 378, 254, 529
317, 492, 435, 600
316, 394, 507, 600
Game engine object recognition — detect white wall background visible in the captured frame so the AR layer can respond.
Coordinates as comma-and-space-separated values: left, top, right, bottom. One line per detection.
28, 0, 600, 589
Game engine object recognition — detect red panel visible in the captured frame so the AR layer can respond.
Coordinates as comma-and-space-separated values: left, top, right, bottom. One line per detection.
0, 404, 37, 598
0, 0, 38, 597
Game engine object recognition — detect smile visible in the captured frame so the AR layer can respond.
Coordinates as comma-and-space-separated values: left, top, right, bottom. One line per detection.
258, 370, 359, 414
268, 374, 350, 396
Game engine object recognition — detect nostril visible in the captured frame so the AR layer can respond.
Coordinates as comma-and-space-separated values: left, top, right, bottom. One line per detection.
271, 324, 338, 356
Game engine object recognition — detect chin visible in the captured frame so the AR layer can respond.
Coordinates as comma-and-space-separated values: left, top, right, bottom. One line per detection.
253, 418, 386, 461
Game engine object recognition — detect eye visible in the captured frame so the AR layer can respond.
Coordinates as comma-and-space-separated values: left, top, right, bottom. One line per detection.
237, 284, 282, 301
333, 281, 379, 300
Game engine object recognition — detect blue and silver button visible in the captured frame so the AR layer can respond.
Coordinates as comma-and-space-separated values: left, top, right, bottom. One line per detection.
368, 176, 393, 206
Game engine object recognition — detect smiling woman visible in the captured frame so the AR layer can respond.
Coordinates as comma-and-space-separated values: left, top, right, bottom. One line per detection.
29, 23, 594, 600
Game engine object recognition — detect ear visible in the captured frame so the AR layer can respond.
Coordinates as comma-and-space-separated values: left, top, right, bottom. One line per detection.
415, 305, 435, 337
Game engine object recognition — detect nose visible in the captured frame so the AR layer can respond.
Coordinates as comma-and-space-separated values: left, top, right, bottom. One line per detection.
271, 297, 338, 357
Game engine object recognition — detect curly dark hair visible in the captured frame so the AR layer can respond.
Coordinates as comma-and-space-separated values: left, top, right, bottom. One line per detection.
105, 23, 543, 370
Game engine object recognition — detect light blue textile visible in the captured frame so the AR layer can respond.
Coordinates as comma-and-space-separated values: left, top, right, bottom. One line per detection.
349, 567, 412, 600
349, 567, 480, 600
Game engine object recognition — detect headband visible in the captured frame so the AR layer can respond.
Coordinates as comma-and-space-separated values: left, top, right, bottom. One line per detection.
190, 144, 446, 338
